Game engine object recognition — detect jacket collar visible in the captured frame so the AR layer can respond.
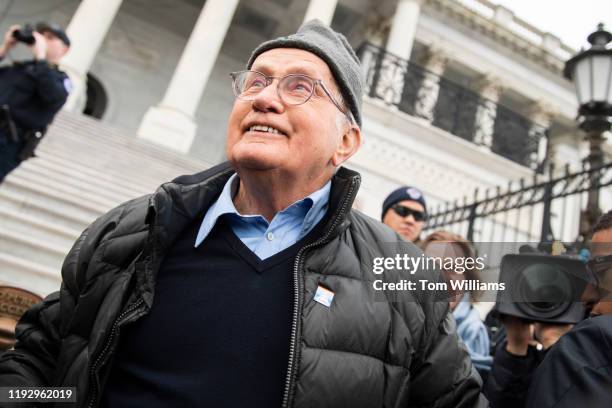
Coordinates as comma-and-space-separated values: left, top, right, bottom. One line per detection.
136, 162, 360, 307
145, 161, 361, 259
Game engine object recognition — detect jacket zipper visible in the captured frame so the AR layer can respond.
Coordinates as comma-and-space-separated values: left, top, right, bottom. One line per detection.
86, 297, 145, 408
281, 178, 357, 408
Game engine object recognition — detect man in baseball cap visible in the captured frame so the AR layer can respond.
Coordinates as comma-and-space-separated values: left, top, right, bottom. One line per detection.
382, 186, 428, 244
0, 20, 484, 408
0, 21, 71, 183
36, 22, 71, 47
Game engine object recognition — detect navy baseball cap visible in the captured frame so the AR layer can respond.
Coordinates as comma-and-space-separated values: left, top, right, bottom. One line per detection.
36, 22, 70, 47
381, 186, 428, 220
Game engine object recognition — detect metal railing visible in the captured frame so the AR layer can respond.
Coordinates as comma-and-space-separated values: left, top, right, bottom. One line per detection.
358, 43, 548, 169
423, 161, 612, 244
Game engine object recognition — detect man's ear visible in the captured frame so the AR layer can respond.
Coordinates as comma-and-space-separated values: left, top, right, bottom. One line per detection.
332, 124, 361, 167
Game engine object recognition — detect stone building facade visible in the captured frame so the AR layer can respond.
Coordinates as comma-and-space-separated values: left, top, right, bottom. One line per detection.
0, 0, 611, 298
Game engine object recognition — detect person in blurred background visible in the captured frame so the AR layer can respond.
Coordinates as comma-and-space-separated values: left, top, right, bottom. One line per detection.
580, 210, 612, 319
0, 22, 71, 183
381, 186, 428, 245
421, 231, 493, 379
525, 209, 612, 408
484, 313, 571, 408
485, 210, 612, 408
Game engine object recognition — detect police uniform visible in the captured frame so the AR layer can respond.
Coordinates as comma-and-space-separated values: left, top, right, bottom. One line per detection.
0, 57, 71, 182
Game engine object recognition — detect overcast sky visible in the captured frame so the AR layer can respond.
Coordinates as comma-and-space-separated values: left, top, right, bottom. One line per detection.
494, 0, 612, 51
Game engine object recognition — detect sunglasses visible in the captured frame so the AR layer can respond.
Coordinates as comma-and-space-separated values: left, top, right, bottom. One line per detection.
391, 204, 428, 222
585, 254, 612, 287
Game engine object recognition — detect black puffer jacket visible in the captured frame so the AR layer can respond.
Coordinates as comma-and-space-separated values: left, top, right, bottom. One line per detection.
0, 163, 486, 408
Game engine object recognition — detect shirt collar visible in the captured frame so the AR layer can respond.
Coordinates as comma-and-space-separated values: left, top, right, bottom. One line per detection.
299, 179, 330, 235
194, 173, 241, 247
194, 174, 331, 247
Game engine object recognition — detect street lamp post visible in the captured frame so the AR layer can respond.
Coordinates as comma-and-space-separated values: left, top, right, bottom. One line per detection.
564, 23, 612, 242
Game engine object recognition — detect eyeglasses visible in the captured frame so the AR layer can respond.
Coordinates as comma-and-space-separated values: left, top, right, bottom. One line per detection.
230, 70, 354, 124
585, 254, 612, 287
392, 204, 428, 222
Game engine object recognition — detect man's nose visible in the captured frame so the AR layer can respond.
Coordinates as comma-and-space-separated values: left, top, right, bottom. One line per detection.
251, 83, 284, 114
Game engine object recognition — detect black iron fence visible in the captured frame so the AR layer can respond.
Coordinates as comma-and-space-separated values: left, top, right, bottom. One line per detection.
423, 161, 612, 245
357, 42, 547, 169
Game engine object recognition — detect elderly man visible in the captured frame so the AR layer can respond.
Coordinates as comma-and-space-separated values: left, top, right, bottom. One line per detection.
0, 21, 484, 407
0, 22, 71, 182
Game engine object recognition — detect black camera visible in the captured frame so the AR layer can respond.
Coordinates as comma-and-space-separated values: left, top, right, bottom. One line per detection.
494, 253, 588, 324
12, 24, 35, 45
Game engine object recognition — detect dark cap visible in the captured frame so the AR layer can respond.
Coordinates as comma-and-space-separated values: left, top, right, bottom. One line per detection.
36, 22, 70, 47
381, 186, 428, 220
247, 19, 363, 127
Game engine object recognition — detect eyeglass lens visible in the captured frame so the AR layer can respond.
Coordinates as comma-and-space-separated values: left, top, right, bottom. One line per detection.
587, 257, 612, 286
233, 71, 316, 105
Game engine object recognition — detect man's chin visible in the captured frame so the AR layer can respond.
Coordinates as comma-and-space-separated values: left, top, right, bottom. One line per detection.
398, 230, 416, 242
228, 144, 288, 171
230, 153, 282, 171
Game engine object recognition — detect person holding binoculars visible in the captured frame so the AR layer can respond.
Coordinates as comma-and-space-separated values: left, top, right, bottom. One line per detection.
0, 22, 71, 183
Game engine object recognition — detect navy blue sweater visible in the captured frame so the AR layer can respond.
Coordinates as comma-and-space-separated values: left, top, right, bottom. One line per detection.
100, 216, 321, 407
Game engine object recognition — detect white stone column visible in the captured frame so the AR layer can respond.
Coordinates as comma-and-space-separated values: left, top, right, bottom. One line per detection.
302, 0, 339, 26
527, 102, 556, 170
138, 0, 240, 153
414, 47, 448, 121
378, 0, 423, 105
386, 0, 423, 61
360, 14, 390, 96
472, 76, 503, 149
550, 138, 583, 241
61, 0, 123, 112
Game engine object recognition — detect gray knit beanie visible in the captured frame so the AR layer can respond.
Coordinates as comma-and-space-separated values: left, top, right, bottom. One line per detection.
247, 19, 363, 127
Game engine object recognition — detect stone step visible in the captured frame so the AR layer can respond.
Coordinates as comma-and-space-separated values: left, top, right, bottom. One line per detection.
17, 158, 141, 206
5, 169, 123, 211
0, 253, 61, 298
36, 140, 197, 189
54, 113, 206, 165
43, 115, 205, 174
0, 111, 209, 298
34, 149, 160, 196
37, 137, 185, 181
0, 229, 68, 270
0, 176, 108, 223
0, 188, 93, 232
0, 205, 81, 249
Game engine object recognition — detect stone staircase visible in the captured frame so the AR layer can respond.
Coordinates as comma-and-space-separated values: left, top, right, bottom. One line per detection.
0, 111, 210, 297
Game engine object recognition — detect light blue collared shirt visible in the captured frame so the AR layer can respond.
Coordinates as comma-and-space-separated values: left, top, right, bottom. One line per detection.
195, 174, 331, 260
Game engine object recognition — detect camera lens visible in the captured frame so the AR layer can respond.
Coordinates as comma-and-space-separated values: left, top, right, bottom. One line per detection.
516, 263, 572, 317
498, 254, 588, 324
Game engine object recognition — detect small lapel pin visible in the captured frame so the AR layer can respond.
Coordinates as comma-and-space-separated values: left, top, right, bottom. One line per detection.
314, 285, 334, 308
